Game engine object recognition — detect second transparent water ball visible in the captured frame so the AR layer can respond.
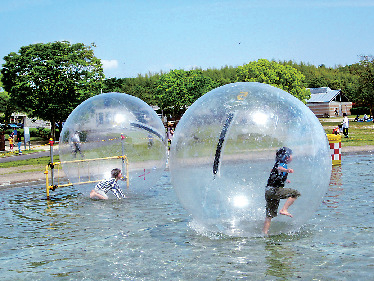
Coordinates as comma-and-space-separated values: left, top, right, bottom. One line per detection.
170, 82, 331, 236
59, 92, 167, 197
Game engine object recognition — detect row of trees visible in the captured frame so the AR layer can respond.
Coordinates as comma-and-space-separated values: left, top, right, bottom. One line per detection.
1, 41, 373, 139
101, 60, 314, 118
103, 58, 374, 116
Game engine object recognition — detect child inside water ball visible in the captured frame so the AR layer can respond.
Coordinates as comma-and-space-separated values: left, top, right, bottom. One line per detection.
90, 168, 126, 200
263, 147, 301, 235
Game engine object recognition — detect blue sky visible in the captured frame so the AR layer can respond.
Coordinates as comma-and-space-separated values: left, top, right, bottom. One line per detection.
1, 0, 373, 78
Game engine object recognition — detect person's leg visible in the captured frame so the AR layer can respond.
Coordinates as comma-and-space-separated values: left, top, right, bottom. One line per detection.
78, 145, 84, 157
90, 189, 108, 200
276, 188, 300, 217
263, 217, 272, 235
343, 128, 348, 137
263, 191, 279, 235
279, 197, 296, 217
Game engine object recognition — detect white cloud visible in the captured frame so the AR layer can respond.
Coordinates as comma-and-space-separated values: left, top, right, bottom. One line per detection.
101, 59, 119, 70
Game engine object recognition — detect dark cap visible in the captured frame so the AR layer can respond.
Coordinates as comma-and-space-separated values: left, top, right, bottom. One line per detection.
276, 147, 292, 163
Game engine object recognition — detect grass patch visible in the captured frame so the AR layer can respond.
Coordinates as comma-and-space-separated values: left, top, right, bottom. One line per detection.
320, 118, 374, 147
1, 155, 60, 168
0, 149, 46, 158
2, 166, 44, 175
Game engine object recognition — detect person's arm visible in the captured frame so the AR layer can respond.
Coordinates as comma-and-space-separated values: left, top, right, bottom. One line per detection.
117, 187, 126, 199
111, 182, 126, 199
278, 165, 293, 174
278, 164, 293, 183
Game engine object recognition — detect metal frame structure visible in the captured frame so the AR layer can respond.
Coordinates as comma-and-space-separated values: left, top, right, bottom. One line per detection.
45, 155, 129, 199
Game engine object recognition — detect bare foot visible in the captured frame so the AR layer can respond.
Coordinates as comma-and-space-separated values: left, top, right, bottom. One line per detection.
279, 210, 293, 218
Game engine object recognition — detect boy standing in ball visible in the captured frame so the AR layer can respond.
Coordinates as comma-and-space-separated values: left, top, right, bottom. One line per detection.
90, 168, 126, 200
70, 131, 83, 157
263, 147, 301, 235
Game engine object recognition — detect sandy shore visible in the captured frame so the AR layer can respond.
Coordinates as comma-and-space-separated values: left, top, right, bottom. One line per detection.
1, 145, 373, 188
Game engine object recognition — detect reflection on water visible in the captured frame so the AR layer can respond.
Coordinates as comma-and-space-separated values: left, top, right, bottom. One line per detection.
265, 241, 296, 279
0, 155, 373, 280
324, 165, 343, 209
329, 165, 342, 187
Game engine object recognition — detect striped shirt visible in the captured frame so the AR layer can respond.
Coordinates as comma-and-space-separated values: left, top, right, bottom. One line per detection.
95, 178, 125, 199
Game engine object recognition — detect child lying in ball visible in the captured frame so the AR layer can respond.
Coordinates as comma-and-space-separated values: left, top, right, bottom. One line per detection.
90, 168, 126, 200
263, 147, 301, 235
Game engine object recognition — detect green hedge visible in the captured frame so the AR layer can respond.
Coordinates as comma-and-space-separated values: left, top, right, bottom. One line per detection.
3, 128, 60, 140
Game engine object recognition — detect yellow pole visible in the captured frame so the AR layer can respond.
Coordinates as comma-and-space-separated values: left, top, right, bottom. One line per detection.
57, 164, 60, 186
78, 161, 81, 182
126, 162, 129, 188
44, 165, 50, 199
119, 155, 130, 188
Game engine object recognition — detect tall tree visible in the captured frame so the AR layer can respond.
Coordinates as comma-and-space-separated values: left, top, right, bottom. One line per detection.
237, 59, 310, 102
0, 77, 10, 124
102, 72, 161, 106
0, 75, 25, 127
155, 69, 217, 116
1, 41, 104, 138
0, 90, 12, 125
357, 55, 374, 115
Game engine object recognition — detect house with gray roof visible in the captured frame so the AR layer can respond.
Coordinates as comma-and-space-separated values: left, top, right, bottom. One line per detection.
306, 87, 352, 117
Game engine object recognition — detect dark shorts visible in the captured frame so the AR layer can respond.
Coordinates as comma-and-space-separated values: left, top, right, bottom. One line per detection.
265, 186, 301, 218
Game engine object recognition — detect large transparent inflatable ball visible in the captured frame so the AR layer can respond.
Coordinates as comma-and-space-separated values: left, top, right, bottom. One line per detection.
170, 82, 331, 236
59, 92, 167, 198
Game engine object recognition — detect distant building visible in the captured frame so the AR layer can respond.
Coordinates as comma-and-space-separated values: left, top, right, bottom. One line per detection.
306, 87, 352, 117
11, 112, 51, 129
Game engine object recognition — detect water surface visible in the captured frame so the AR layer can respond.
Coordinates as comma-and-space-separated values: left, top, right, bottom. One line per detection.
0, 154, 373, 280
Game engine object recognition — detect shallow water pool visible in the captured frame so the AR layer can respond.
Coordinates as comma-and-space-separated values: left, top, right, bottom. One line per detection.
0, 154, 373, 280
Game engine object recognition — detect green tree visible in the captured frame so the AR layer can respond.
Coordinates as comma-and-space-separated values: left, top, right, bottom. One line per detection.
0, 75, 23, 125
237, 59, 310, 102
102, 72, 161, 106
280, 60, 360, 102
155, 69, 217, 116
1, 41, 104, 138
202, 65, 237, 87
357, 55, 374, 115
0, 90, 11, 125
102, 77, 125, 93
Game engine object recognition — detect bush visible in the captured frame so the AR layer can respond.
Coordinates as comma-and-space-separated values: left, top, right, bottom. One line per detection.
351, 106, 370, 115
37, 128, 51, 139
29, 128, 39, 137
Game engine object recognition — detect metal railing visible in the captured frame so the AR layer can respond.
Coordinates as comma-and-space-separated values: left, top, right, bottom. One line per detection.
45, 155, 129, 199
